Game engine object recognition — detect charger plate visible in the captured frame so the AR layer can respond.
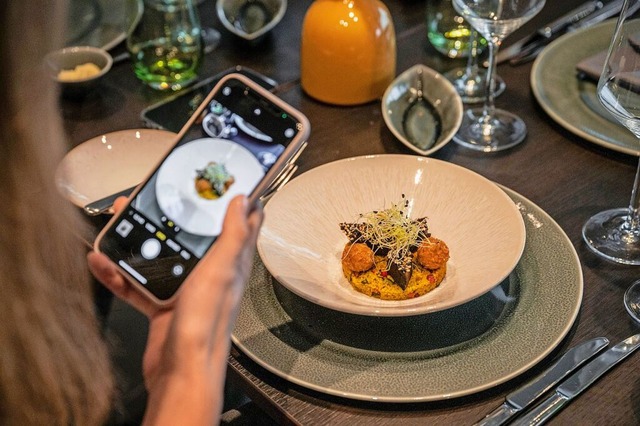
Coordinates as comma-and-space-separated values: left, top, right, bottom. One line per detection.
531, 20, 638, 156
232, 186, 583, 402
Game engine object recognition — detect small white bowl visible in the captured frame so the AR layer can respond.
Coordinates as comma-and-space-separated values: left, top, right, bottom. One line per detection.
382, 64, 463, 156
44, 46, 113, 96
216, 0, 287, 41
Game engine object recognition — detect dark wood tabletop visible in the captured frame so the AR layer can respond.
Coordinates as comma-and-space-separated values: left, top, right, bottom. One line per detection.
62, 0, 640, 424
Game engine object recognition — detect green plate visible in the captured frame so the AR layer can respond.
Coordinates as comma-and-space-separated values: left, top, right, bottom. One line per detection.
531, 20, 638, 156
232, 187, 583, 402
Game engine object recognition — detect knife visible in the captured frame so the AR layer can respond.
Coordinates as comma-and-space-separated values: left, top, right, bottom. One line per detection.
508, 0, 633, 65
474, 337, 609, 426
496, 0, 604, 65
512, 333, 640, 425
83, 185, 136, 216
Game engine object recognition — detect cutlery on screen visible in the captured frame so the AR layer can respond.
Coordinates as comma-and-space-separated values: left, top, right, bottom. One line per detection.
475, 337, 609, 426
512, 333, 640, 425
496, 0, 604, 65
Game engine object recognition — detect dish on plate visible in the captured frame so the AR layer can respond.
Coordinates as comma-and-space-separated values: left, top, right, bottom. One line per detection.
257, 155, 526, 316
531, 20, 638, 156
233, 186, 583, 402
66, 0, 142, 50
55, 129, 176, 208
381, 64, 463, 156
155, 138, 264, 236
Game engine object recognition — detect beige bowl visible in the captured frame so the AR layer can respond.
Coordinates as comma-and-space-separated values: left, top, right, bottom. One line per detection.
44, 46, 112, 96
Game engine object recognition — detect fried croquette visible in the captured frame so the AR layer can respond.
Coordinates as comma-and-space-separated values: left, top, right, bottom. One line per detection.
415, 238, 450, 270
341, 243, 375, 272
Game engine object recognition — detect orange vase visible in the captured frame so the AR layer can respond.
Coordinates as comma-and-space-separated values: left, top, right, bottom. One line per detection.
300, 0, 396, 106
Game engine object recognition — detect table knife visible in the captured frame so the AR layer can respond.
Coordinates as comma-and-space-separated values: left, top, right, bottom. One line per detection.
512, 333, 640, 426
83, 185, 136, 216
474, 337, 609, 426
496, 0, 604, 65
508, 0, 633, 65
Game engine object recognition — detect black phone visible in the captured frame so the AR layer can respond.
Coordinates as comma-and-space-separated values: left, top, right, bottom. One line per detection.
140, 66, 278, 133
95, 73, 310, 305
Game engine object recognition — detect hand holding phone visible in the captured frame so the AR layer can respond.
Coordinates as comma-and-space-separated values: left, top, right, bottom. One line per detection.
94, 73, 310, 305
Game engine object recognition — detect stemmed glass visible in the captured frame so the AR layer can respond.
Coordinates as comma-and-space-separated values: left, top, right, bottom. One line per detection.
451, 0, 546, 152
583, 0, 640, 270
444, 29, 505, 104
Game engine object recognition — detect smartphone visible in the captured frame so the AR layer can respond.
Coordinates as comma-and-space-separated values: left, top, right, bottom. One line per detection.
140, 66, 278, 133
95, 73, 310, 305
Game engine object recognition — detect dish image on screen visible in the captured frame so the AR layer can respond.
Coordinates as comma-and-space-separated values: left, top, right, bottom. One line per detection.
154, 138, 264, 237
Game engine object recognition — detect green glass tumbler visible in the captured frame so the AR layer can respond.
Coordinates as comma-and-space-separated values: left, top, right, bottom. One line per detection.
127, 0, 203, 91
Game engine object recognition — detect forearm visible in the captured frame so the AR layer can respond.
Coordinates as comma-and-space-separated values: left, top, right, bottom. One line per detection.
142, 366, 224, 426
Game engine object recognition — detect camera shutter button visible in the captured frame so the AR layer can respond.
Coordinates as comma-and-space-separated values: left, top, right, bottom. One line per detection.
141, 238, 161, 260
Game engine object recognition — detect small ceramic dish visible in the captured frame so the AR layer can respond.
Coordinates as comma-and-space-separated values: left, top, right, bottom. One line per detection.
44, 46, 113, 96
382, 64, 463, 156
216, 0, 287, 41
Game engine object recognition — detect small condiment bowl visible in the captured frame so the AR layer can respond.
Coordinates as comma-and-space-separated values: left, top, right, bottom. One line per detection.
216, 0, 287, 42
382, 64, 463, 156
44, 46, 113, 97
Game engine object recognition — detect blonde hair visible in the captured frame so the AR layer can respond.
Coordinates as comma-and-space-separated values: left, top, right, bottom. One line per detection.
0, 1, 114, 424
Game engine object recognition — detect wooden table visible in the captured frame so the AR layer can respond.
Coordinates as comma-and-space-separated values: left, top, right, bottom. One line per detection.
62, 1, 640, 424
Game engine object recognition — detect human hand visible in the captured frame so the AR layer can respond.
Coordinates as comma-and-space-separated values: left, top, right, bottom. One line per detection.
88, 195, 263, 423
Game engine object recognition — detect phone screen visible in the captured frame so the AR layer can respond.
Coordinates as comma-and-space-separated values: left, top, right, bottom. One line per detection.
98, 76, 305, 301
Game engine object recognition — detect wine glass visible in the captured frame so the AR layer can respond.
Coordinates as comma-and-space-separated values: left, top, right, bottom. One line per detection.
444, 29, 506, 104
583, 0, 640, 268
451, 0, 546, 151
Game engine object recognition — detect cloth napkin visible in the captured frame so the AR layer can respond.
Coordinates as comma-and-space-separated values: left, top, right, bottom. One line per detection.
576, 33, 640, 88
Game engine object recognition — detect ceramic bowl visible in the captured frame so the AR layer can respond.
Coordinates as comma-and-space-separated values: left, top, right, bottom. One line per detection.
382, 64, 463, 156
216, 0, 287, 41
257, 155, 526, 317
44, 46, 113, 96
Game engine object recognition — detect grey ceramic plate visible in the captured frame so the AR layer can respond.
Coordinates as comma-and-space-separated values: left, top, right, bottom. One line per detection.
232, 187, 583, 402
531, 20, 637, 156
66, 0, 141, 51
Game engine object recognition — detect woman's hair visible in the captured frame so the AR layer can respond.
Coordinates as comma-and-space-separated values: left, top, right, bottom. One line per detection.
0, 1, 114, 424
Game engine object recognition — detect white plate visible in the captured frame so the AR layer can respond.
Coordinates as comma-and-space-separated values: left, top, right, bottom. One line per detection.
257, 155, 526, 316
66, 0, 142, 51
155, 138, 264, 236
55, 129, 176, 208
234, 186, 583, 401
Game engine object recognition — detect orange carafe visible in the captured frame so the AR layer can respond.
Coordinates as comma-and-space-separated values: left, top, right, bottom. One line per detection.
300, 0, 396, 105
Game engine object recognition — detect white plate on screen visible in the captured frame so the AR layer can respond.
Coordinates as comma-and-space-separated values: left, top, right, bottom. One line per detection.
55, 129, 176, 208
257, 155, 526, 316
155, 138, 264, 236
234, 186, 583, 401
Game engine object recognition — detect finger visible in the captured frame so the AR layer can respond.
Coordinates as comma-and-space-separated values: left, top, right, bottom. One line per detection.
112, 196, 128, 214
87, 251, 158, 317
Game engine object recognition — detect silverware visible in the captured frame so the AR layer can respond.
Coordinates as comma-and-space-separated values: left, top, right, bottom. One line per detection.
512, 333, 640, 425
509, 0, 636, 65
83, 185, 136, 216
475, 337, 609, 426
497, 0, 604, 65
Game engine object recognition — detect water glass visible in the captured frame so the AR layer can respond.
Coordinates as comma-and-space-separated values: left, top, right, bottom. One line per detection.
127, 0, 203, 91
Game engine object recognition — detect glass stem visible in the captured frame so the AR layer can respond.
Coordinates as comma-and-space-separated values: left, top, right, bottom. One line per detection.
465, 30, 479, 78
482, 39, 498, 121
628, 156, 640, 232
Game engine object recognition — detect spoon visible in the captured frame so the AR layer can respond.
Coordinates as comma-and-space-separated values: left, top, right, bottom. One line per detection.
402, 67, 442, 151
624, 279, 640, 324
